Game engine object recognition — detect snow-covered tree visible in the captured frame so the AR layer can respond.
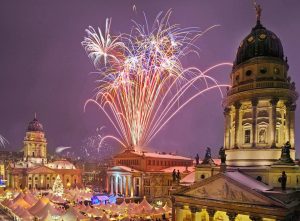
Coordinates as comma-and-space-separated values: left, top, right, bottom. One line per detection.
52, 175, 64, 197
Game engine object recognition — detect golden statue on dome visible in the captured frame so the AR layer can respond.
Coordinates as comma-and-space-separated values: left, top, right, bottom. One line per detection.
253, 0, 262, 21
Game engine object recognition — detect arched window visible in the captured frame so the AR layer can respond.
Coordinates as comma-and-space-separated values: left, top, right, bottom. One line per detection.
244, 129, 251, 144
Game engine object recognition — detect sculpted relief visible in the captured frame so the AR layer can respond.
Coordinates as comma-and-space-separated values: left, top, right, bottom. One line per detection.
186, 179, 267, 205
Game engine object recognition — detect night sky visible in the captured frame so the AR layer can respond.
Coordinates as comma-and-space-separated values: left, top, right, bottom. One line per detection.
0, 0, 299, 159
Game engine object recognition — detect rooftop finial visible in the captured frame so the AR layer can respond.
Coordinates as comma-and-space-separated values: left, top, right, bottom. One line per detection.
34, 112, 37, 119
253, 0, 262, 22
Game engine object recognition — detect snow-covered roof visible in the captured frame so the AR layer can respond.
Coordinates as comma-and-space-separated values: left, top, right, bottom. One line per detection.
13, 206, 34, 220
160, 166, 195, 173
34, 202, 61, 219
110, 165, 141, 173
23, 192, 38, 205
61, 207, 88, 221
28, 197, 50, 215
225, 171, 273, 192
137, 151, 192, 160
48, 159, 76, 169
180, 171, 195, 185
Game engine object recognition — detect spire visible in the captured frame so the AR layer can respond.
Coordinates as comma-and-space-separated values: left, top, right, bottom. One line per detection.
253, 0, 262, 23
34, 112, 37, 119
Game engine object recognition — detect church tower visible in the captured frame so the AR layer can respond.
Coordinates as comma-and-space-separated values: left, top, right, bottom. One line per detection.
23, 114, 47, 164
223, 7, 298, 166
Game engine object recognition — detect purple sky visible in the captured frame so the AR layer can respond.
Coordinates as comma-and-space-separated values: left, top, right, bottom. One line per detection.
0, 0, 299, 159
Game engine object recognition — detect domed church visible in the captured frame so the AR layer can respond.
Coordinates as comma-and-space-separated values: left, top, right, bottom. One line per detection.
7, 115, 82, 190
172, 5, 300, 221
224, 16, 297, 167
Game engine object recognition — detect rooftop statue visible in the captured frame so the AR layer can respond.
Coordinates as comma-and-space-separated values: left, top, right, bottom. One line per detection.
219, 146, 226, 164
275, 141, 295, 165
201, 147, 215, 165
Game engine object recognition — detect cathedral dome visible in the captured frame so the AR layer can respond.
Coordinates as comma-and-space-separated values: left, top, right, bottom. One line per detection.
27, 116, 44, 132
234, 21, 284, 68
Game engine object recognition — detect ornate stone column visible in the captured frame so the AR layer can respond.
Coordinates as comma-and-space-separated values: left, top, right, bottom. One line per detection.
249, 215, 262, 221
252, 98, 258, 148
190, 206, 200, 221
115, 175, 118, 194
130, 176, 134, 197
285, 101, 291, 144
270, 98, 279, 148
125, 176, 129, 196
120, 176, 123, 195
227, 212, 237, 221
110, 176, 113, 194
207, 208, 215, 221
224, 107, 231, 149
289, 104, 296, 149
105, 174, 109, 192
234, 102, 241, 149
175, 204, 184, 221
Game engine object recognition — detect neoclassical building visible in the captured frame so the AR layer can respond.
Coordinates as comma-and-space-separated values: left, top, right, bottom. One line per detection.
172, 7, 300, 221
6, 115, 82, 190
107, 149, 194, 201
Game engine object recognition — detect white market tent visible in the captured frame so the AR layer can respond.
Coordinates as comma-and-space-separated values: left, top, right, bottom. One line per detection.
13, 206, 34, 221
28, 197, 50, 215
136, 197, 152, 211
34, 202, 62, 220
49, 194, 66, 204
12, 192, 25, 202
12, 197, 31, 209
61, 207, 90, 221
23, 192, 38, 206
100, 214, 110, 221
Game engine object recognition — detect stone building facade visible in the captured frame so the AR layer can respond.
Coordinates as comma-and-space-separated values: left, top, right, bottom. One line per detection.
6, 116, 82, 190
107, 150, 194, 201
172, 7, 300, 221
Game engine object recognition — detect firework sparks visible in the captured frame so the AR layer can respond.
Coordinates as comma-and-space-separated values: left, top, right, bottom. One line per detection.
0, 134, 9, 148
82, 10, 231, 149
80, 127, 119, 160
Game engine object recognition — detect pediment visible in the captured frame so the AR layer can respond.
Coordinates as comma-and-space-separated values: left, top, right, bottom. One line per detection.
27, 166, 56, 174
179, 173, 280, 206
109, 166, 140, 173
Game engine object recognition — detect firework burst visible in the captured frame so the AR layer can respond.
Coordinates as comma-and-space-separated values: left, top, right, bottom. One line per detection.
80, 127, 119, 161
82, 10, 231, 149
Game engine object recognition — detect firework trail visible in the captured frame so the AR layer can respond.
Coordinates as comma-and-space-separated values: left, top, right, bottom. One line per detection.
82, 10, 231, 149
55, 146, 72, 153
0, 134, 9, 148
